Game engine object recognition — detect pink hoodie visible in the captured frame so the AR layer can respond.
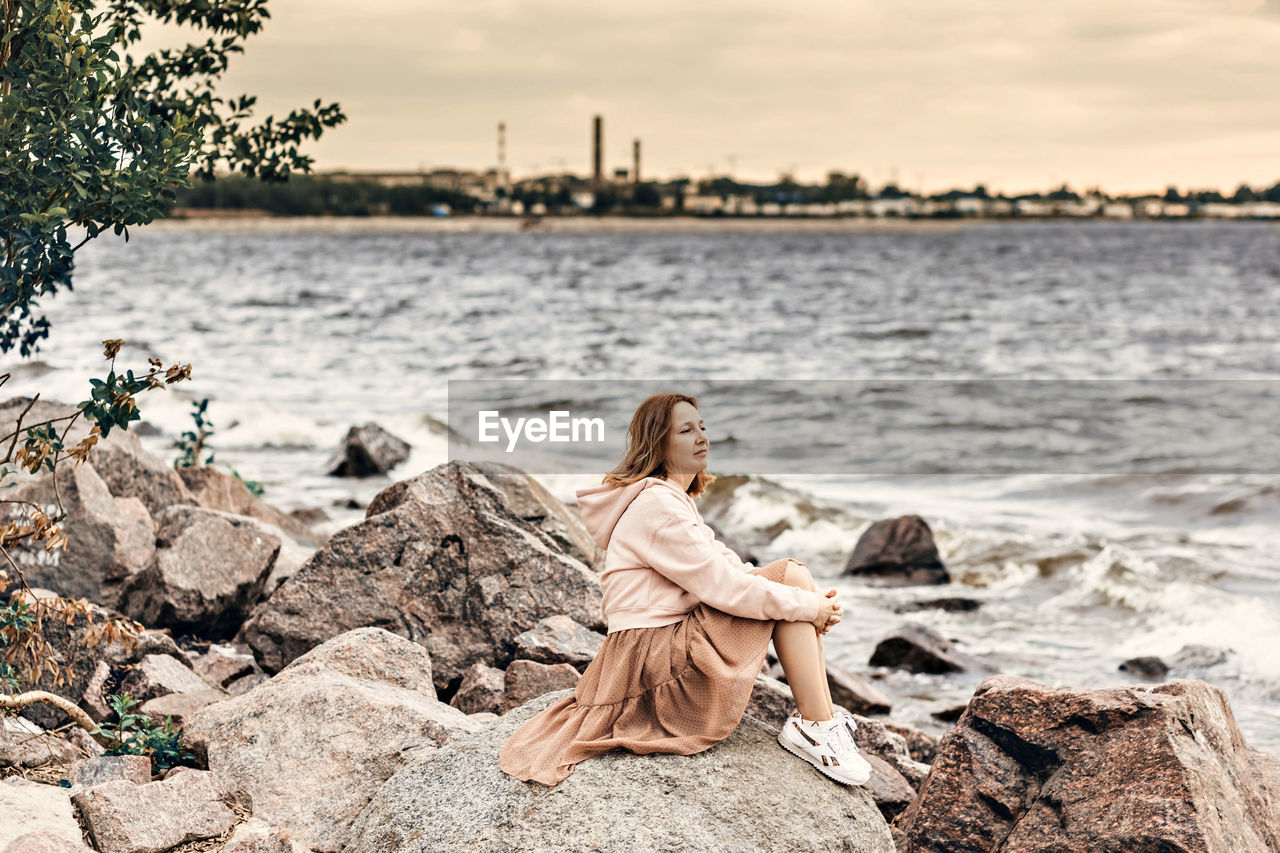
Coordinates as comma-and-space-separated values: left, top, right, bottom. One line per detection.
575, 476, 825, 633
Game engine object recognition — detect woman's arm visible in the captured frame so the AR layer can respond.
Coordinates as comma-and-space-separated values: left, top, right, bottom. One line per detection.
642, 496, 824, 623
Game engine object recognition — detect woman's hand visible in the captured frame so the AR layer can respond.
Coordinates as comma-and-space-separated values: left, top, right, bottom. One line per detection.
812, 588, 842, 635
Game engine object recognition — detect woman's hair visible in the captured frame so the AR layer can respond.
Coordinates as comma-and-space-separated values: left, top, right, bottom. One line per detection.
603, 392, 716, 497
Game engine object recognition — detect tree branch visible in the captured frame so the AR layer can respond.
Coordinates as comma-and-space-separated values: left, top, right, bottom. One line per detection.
0, 691, 113, 747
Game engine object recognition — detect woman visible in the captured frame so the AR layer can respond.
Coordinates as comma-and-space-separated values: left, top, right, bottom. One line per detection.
498, 392, 871, 787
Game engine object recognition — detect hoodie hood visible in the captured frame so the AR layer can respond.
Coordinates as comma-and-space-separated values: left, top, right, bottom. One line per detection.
575, 477, 692, 550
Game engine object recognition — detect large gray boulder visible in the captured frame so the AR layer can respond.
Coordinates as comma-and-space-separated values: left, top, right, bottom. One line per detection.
474, 462, 601, 570
183, 628, 479, 852
895, 676, 1280, 852
843, 515, 948, 585
120, 505, 281, 638
239, 462, 604, 692
346, 690, 894, 853
324, 423, 410, 477
3, 462, 153, 605
869, 622, 992, 675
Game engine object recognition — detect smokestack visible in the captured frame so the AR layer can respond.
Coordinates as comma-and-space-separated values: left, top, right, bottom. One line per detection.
593, 115, 603, 187
497, 121, 506, 187
633, 139, 640, 185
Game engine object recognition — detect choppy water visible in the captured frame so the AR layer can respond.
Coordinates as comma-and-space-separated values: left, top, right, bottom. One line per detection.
5, 218, 1278, 750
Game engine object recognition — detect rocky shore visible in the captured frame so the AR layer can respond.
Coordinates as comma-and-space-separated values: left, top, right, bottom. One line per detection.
1, 396, 1276, 852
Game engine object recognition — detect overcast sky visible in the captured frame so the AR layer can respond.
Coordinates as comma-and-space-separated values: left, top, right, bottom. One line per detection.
170, 0, 1280, 193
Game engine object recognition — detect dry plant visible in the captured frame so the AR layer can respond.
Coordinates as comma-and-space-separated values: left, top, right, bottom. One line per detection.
0, 339, 190, 742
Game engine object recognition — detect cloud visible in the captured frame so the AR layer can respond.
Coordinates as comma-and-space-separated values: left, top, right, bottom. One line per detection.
164, 0, 1280, 191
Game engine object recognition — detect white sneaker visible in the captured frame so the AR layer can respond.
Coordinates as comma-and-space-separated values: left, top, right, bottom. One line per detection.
777, 710, 872, 786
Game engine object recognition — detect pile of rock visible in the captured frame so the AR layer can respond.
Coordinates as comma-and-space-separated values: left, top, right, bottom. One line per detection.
238, 461, 605, 696
3, 430, 1277, 852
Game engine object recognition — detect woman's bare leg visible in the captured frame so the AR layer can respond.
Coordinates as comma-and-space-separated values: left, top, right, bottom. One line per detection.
774, 561, 836, 721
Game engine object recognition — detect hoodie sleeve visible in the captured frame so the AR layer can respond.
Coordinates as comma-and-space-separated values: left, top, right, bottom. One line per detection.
642, 496, 823, 623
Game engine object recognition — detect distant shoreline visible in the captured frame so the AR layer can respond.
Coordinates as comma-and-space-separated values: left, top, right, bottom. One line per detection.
148, 212, 1278, 235
154, 212, 972, 233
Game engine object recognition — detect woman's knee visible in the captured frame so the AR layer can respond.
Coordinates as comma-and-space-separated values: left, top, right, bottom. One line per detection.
782, 559, 816, 591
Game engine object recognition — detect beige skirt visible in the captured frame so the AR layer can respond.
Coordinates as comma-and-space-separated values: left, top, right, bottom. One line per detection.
498, 558, 790, 786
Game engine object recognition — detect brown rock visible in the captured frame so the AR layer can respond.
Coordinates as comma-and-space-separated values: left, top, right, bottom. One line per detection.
512, 615, 604, 670
843, 515, 948, 585
120, 505, 281, 639
893, 597, 982, 614
826, 663, 893, 715
895, 676, 1280, 853
862, 753, 916, 820
4, 462, 153, 605
117, 654, 215, 703
191, 646, 257, 688
930, 703, 968, 723
289, 506, 329, 526
79, 660, 115, 722
324, 423, 410, 477
0, 717, 80, 768
745, 674, 797, 729
183, 628, 478, 852
2, 831, 95, 853
90, 429, 193, 520
847, 715, 932, 791
140, 689, 228, 726
868, 622, 991, 674
475, 462, 602, 571
72, 771, 237, 853
225, 672, 269, 696
450, 663, 505, 715
177, 465, 327, 548
0, 778, 83, 850
218, 818, 296, 853
240, 462, 604, 693
65, 754, 153, 793
1119, 655, 1169, 680
502, 660, 580, 713
884, 722, 938, 765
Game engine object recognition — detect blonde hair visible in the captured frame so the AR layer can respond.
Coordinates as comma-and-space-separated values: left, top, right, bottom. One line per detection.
603, 392, 716, 497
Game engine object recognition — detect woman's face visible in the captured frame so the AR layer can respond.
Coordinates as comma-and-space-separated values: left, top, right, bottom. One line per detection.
665, 401, 709, 479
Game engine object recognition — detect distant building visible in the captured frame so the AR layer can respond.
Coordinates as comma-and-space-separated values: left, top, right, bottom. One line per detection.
1015, 199, 1054, 217
871, 197, 917, 217
1101, 202, 1134, 219
1198, 203, 1244, 219
685, 195, 725, 215
1240, 202, 1280, 218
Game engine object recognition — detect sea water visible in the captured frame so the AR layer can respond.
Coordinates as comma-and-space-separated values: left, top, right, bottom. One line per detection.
5, 218, 1277, 748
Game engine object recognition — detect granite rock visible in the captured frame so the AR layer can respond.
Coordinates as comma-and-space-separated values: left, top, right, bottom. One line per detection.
240, 462, 604, 693
183, 628, 479, 852
345, 690, 895, 853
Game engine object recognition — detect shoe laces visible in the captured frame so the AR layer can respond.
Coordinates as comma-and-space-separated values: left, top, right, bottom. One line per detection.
830, 714, 861, 754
